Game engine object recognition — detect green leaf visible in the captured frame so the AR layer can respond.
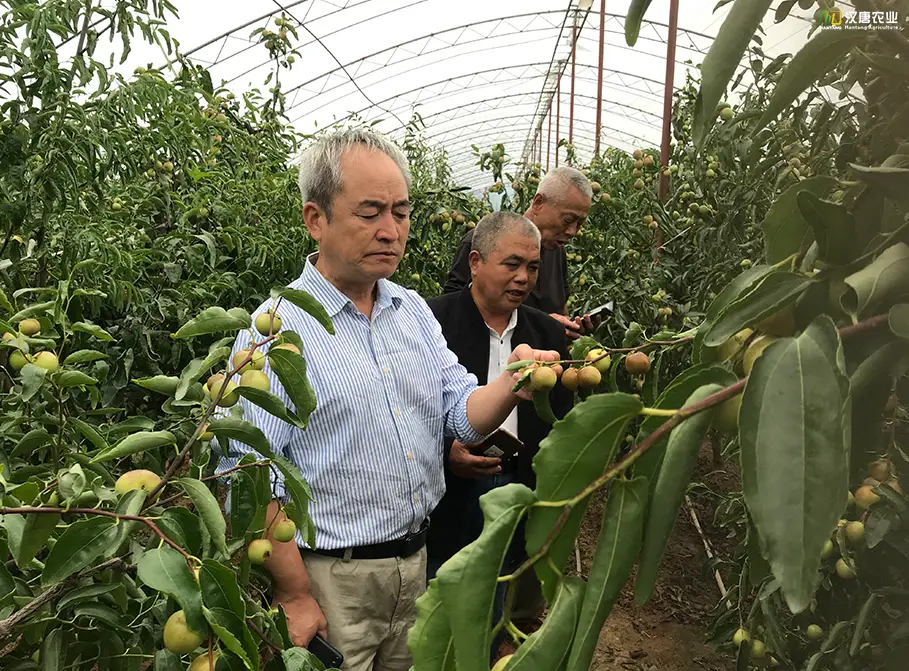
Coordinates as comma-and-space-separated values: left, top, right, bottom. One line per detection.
14, 509, 60, 568
890, 304, 909, 340
236, 386, 306, 429
56, 583, 122, 611
436, 484, 536, 668
200, 562, 259, 668
505, 359, 535, 371
692, 0, 774, 146
283, 648, 328, 671
204, 606, 256, 670
694, 266, 773, 362
796, 192, 856, 266
624, 0, 654, 46
842, 243, 909, 318
40, 626, 66, 671
505, 576, 585, 670
41, 516, 119, 584
408, 581, 456, 671
760, 177, 836, 264
20, 363, 48, 402
10, 301, 55, 323
71, 321, 114, 341
271, 287, 335, 335
56, 370, 98, 388
740, 316, 850, 613
566, 478, 648, 671
70, 418, 109, 452
635, 384, 724, 605
11, 429, 52, 458
703, 272, 811, 347
159, 508, 204, 557
531, 392, 558, 424
229, 469, 259, 539
134, 375, 180, 396
177, 479, 228, 557
0, 286, 13, 315
757, 30, 866, 130
174, 306, 251, 339
90, 430, 176, 463
526, 393, 642, 602
267, 349, 317, 426
634, 365, 738, 494
136, 547, 206, 635
154, 650, 182, 671
63, 350, 108, 365
850, 160, 909, 204
176, 346, 231, 401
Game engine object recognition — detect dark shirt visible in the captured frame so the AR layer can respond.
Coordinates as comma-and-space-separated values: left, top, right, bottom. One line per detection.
425, 287, 574, 563
442, 229, 570, 315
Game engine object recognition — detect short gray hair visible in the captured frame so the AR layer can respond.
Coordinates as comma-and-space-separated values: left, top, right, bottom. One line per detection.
471, 211, 541, 260
537, 165, 592, 201
297, 127, 412, 219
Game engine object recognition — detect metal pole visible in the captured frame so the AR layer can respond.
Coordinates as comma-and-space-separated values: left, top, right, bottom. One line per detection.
659, 0, 680, 202
555, 77, 561, 167
569, 19, 576, 145
595, 0, 606, 155
546, 105, 552, 171
538, 125, 543, 165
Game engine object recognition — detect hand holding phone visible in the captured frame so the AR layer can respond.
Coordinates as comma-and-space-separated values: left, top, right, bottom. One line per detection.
309, 634, 344, 669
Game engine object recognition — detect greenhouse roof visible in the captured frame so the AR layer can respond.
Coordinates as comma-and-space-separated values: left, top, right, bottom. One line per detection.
126, 0, 846, 188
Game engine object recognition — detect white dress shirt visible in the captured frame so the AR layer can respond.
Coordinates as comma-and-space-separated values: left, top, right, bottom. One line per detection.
485, 309, 520, 439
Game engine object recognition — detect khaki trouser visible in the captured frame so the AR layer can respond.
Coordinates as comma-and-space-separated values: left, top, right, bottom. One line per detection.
304, 547, 427, 671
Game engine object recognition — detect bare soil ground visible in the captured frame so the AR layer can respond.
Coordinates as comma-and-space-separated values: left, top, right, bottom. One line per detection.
578, 442, 740, 671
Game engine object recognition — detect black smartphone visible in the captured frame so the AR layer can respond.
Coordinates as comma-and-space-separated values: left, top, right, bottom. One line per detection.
309, 635, 344, 669
471, 429, 524, 461
572, 300, 613, 322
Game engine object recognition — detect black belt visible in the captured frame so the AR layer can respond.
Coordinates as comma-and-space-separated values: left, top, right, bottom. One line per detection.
304, 519, 430, 560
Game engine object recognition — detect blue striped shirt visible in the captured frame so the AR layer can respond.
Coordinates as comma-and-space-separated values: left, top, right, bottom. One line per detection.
217, 255, 486, 549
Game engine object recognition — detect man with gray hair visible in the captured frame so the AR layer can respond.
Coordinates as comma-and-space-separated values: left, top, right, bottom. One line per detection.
444, 166, 596, 340
426, 211, 574, 660
217, 128, 561, 671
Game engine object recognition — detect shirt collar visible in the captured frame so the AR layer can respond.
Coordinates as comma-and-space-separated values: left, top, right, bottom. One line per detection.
486, 307, 518, 338
300, 252, 404, 317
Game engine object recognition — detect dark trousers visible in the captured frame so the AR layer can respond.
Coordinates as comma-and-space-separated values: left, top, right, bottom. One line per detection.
427, 470, 517, 661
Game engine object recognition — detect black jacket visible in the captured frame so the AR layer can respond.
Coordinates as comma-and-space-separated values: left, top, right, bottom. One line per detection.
442, 229, 571, 316
426, 287, 574, 560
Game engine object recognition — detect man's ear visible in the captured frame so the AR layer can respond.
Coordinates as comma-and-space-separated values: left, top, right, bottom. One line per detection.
303, 202, 327, 242
468, 250, 483, 275
531, 192, 545, 213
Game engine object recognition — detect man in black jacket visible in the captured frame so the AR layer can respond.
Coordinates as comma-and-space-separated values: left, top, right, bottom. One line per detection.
442, 166, 596, 340
426, 211, 574, 648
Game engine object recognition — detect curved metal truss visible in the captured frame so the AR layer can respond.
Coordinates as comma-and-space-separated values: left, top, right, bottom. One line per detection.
184, 1, 732, 186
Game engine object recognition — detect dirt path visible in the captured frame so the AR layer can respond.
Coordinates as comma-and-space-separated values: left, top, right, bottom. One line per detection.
576, 443, 740, 671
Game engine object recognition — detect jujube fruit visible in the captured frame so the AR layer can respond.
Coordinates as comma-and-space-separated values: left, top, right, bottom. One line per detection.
714, 394, 742, 435
757, 308, 796, 337
34, 351, 59, 372
274, 342, 301, 355
9, 350, 27, 370
206, 373, 225, 390
717, 328, 752, 362
586, 349, 612, 374
733, 628, 750, 646
18, 318, 40, 336
273, 519, 297, 543
210, 379, 240, 407
854, 485, 880, 510
561, 368, 579, 390
751, 640, 766, 659
248, 538, 273, 564
743, 335, 778, 375
528, 366, 557, 392
624, 352, 650, 375
844, 521, 865, 545
163, 610, 205, 654
868, 459, 891, 482
578, 366, 601, 388
820, 538, 835, 559
835, 558, 856, 579
115, 469, 161, 494
491, 655, 512, 671
189, 652, 220, 671
239, 369, 270, 391
232, 349, 265, 374
806, 624, 824, 640
255, 311, 282, 336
